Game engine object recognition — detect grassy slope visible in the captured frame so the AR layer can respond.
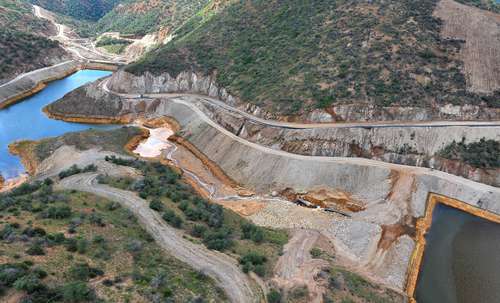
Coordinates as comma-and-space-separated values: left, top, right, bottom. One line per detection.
94, 0, 210, 36
0, 0, 66, 82
28, 0, 121, 21
0, 187, 226, 302
127, 0, 496, 115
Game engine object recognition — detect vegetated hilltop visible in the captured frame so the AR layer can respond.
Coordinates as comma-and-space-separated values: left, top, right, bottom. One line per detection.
0, 0, 68, 84
28, 0, 121, 21
127, 0, 500, 117
94, 0, 210, 37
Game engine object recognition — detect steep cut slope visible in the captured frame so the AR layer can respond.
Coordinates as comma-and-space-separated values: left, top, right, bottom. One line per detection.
127, 0, 499, 118
94, 0, 210, 36
0, 0, 68, 83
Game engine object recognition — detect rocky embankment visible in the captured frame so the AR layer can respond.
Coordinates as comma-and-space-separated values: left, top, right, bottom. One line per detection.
204, 103, 500, 186
45, 85, 500, 292
0, 60, 119, 110
47, 76, 500, 187
108, 70, 500, 122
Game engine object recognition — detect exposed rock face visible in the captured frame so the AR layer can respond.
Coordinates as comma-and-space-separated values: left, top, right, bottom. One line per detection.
49, 77, 500, 186
108, 70, 500, 122
314, 102, 500, 122
203, 103, 500, 186
108, 70, 240, 107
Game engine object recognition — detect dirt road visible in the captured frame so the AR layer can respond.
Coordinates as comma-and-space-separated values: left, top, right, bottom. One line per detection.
100, 77, 500, 130
57, 172, 259, 303
33, 5, 127, 64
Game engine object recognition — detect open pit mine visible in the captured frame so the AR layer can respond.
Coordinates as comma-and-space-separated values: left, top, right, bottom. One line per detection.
1, 1, 500, 302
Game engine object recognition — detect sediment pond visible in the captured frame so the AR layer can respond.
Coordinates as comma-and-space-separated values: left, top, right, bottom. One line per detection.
415, 203, 500, 303
0, 70, 113, 180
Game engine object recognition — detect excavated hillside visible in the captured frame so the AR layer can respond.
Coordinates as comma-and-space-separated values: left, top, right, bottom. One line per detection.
127, 0, 500, 120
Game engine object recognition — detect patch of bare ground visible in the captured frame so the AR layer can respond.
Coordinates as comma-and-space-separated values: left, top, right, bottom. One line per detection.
435, 0, 500, 93
216, 200, 267, 217
272, 230, 331, 303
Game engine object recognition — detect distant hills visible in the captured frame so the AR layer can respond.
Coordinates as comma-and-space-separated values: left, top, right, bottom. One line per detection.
0, 0, 67, 83
29, 0, 121, 21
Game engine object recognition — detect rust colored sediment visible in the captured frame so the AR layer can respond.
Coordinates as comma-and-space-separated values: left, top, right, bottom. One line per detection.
405, 194, 500, 303
8, 142, 38, 175
143, 116, 180, 131
124, 128, 150, 155
0, 62, 119, 110
169, 134, 239, 188
43, 107, 133, 124
0, 82, 47, 110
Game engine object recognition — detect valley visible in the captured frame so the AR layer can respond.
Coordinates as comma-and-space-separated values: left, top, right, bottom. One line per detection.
0, 0, 499, 303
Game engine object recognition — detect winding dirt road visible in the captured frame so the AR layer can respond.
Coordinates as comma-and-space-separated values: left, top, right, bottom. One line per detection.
33, 5, 127, 64
100, 78, 500, 130
57, 172, 259, 303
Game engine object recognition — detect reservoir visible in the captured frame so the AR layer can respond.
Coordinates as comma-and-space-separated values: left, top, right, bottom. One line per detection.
0, 70, 113, 180
415, 203, 500, 303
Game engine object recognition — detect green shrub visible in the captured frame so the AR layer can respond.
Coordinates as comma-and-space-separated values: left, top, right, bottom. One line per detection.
13, 274, 45, 293
46, 206, 72, 219
149, 199, 164, 212
310, 247, 322, 258
162, 210, 183, 228
439, 138, 500, 168
26, 243, 45, 256
61, 282, 96, 302
267, 289, 282, 303
68, 263, 104, 281
203, 228, 233, 251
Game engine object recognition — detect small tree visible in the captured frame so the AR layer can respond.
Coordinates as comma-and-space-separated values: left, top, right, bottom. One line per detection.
267, 289, 282, 303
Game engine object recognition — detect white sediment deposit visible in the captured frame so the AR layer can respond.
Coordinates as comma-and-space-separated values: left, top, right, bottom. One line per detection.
133, 127, 174, 158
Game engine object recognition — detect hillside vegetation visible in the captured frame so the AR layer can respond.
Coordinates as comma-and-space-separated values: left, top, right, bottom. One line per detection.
0, 0, 67, 83
439, 138, 500, 168
0, 0, 52, 33
94, 0, 210, 36
29, 0, 120, 21
0, 183, 226, 302
127, 0, 498, 115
